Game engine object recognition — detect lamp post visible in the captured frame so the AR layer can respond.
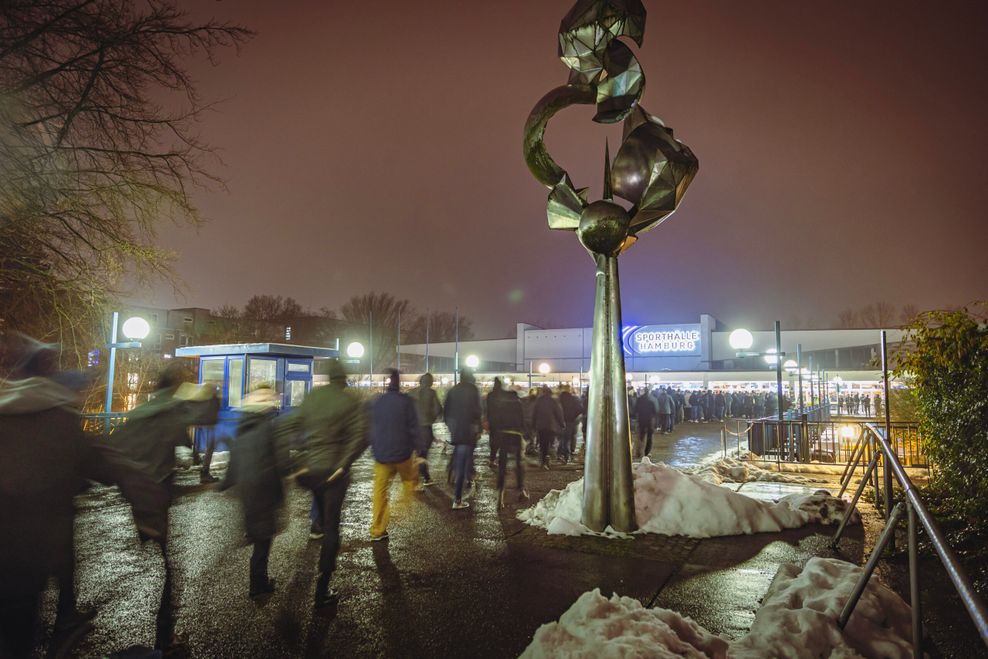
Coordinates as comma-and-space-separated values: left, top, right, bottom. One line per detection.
729, 322, 785, 456
104, 312, 150, 427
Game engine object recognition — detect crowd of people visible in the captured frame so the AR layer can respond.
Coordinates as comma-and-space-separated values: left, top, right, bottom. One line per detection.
1, 330, 890, 657
837, 392, 881, 416
0, 336, 590, 658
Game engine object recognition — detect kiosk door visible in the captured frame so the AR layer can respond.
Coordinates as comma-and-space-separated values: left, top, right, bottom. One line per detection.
284, 359, 312, 407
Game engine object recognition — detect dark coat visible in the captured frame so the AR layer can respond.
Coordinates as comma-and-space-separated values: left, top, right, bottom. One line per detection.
369, 390, 420, 463
487, 388, 525, 451
635, 393, 658, 421
112, 386, 220, 483
444, 381, 482, 445
559, 391, 583, 427
222, 409, 288, 541
0, 378, 167, 606
533, 393, 564, 433
284, 381, 368, 479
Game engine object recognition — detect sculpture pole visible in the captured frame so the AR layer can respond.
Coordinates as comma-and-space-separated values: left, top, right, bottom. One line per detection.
583, 253, 635, 531
523, 0, 698, 533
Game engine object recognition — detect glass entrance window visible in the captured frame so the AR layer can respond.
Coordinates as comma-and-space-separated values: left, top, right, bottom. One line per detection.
248, 358, 277, 393
228, 358, 244, 408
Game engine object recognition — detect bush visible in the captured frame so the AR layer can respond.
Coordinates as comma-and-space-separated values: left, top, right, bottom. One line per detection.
895, 303, 988, 520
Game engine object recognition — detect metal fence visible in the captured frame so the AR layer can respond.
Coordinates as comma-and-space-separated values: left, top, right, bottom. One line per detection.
743, 418, 927, 467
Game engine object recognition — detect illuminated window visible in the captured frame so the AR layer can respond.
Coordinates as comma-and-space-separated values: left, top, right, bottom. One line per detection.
248, 358, 277, 392
228, 358, 243, 408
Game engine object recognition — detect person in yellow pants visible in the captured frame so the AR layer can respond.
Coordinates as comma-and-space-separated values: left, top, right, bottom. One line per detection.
369, 370, 422, 541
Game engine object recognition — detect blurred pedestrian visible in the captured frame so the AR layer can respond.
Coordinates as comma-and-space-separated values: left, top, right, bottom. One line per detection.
635, 388, 658, 458
111, 361, 220, 651
558, 384, 582, 461
521, 387, 538, 457
220, 386, 288, 598
287, 359, 368, 608
444, 370, 482, 510
487, 378, 527, 507
533, 385, 564, 469
369, 370, 420, 541
0, 335, 166, 659
409, 372, 442, 488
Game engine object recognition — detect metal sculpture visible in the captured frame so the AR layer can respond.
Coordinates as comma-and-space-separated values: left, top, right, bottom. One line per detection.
523, 0, 699, 532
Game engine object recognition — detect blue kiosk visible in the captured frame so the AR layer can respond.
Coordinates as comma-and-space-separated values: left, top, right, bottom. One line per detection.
175, 342, 340, 448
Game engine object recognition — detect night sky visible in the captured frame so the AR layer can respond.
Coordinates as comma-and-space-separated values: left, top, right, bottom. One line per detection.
148, 0, 988, 336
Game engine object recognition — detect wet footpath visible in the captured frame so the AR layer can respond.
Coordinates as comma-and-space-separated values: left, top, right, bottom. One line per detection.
40, 422, 864, 658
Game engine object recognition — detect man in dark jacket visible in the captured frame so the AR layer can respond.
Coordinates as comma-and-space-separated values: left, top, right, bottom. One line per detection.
288, 359, 368, 607
220, 386, 288, 598
635, 389, 658, 457
408, 372, 442, 487
444, 370, 482, 509
533, 385, 564, 469
486, 378, 527, 506
369, 370, 420, 541
0, 337, 166, 659
558, 384, 583, 462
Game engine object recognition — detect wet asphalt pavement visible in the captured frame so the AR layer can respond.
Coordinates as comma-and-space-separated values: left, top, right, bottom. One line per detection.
37, 421, 863, 658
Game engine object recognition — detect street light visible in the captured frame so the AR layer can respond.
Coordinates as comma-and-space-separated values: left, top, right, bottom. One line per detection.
104, 312, 150, 425
763, 347, 779, 366
465, 354, 480, 369
346, 341, 365, 359
728, 328, 754, 351
538, 362, 551, 375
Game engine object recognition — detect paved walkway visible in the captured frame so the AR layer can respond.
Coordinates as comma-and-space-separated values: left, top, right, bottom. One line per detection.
40, 421, 864, 658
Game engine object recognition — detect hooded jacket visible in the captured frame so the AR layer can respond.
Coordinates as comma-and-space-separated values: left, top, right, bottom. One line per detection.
289, 380, 368, 477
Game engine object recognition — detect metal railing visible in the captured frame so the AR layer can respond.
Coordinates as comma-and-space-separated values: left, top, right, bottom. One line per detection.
80, 412, 129, 435
832, 423, 988, 655
747, 418, 926, 466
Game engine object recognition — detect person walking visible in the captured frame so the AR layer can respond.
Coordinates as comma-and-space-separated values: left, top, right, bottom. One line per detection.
486, 378, 528, 507
634, 388, 658, 458
220, 386, 288, 598
533, 385, 564, 469
288, 360, 368, 608
444, 370, 482, 509
409, 373, 442, 488
111, 362, 219, 650
368, 370, 421, 541
0, 337, 166, 659
655, 387, 674, 435
521, 387, 538, 456
558, 384, 582, 462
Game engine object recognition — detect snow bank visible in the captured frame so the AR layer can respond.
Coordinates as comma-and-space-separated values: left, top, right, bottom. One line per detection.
517, 459, 857, 538
521, 557, 913, 659
520, 589, 729, 659
688, 457, 822, 485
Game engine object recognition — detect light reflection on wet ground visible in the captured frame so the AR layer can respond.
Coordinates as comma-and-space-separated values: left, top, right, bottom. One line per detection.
34, 420, 859, 658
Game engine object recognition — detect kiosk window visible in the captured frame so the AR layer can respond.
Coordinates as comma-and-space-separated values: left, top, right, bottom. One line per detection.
288, 380, 306, 407
248, 358, 277, 393
201, 359, 224, 392
228, 358, 244, 408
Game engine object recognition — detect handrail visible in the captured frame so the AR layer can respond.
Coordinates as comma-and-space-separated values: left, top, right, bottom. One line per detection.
833, 422, 988, 653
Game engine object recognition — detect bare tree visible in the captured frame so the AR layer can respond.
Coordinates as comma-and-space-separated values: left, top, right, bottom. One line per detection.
339, 292, 414, 372
0, 1, 250, 365
837, 308, 860, 328
899, 303, 919, 325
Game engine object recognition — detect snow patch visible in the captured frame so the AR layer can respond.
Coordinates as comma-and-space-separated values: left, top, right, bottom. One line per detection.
518, 459, 857, 539
688, 457, 823, 485
521, 557, 913, 659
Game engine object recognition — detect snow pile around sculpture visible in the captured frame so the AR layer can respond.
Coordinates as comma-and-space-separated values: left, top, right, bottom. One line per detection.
687, 457, 822, 485
520, 557, 913, 659
517, 458, 856, 538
